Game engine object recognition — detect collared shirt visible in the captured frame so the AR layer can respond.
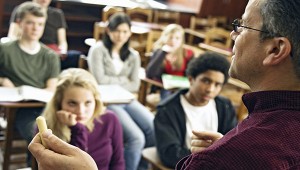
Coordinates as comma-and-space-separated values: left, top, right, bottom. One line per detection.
176, 91, 300, 170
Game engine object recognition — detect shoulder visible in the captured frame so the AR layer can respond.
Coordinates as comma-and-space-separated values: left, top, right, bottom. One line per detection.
0, 41, 18, 53
40, 44, 60, 58
129, 48, 140, 57
157, 89, 187, 109
0, 40, 15, 48
100, 110, 120, 123
215, 95, 232, 105
184, 48, 194, 58
91, 41, 107, 51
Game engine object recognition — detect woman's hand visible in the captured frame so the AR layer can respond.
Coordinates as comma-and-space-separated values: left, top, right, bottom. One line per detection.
56, 110, 77, 126
165, 53, 177, 64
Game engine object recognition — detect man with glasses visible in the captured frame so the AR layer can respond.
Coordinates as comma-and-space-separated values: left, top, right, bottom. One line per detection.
175, 0, 300, 169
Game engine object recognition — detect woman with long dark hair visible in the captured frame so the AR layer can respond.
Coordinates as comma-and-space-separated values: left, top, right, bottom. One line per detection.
88, 13, 155, 170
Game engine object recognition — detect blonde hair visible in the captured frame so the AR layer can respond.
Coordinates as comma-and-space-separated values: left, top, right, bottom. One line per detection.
42, 68, 105, 142
153, 24, 185, 70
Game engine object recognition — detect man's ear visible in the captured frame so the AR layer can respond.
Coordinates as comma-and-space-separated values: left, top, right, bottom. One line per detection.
263, 37, 291, 66
188, 76, 194, 85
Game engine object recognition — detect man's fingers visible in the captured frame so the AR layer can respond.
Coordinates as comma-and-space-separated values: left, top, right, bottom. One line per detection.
190, 146, 208, 153
28, 133, 44, 159
191, 139, 212, 147
192, 131, 223, 142
42, 130, 77, 155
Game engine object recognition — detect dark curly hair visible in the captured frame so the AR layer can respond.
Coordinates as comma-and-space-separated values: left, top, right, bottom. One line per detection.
186, 52, 230, 84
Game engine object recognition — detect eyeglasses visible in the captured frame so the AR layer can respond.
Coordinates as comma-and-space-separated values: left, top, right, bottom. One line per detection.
232, 19, 268, 33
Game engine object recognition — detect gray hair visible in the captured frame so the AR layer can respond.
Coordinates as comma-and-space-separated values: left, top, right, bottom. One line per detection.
260, 0, 300, 77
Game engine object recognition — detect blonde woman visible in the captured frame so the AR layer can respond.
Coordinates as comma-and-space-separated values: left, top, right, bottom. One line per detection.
146, 24, 194, 99
42, 68, 125, 170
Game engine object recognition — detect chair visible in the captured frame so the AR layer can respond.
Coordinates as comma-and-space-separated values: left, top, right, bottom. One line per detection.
203, 27, 232, 49
102, 6, 124, 21
78, 55, 88, 70
153, 10, 180, 25
142, 147, 172, 170
196, 27, 233, 60
135, 30, 162, 68
126, 7, 154, 57
126, 7, 153, 23
187, 16, 217, 45
93, 6, 124, 41
145, 30, 162, 54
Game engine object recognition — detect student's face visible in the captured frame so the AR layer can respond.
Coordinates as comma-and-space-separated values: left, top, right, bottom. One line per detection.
61, 86, 96, 124
166, 31, 183, 49
229, 0, 266, 84
33, 0, 52, 8
19, 13, 46, 41
108, 23, 132, 48
188, 70, 224, 106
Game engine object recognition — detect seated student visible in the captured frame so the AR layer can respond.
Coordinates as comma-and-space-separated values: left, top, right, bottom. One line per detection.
8, 0, 80, 70
0, 2, 60, 166
146, 24, 194, 100
87, 13, 155, 170
42, 68, 125, 170
0, 1, 60, 143
154, 52, 237, 168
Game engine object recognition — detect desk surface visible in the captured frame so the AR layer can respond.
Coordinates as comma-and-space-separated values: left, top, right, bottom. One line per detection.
0, 102, 45, 108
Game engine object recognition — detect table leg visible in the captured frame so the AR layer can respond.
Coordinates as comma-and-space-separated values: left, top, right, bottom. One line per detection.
3, 108, 17, 170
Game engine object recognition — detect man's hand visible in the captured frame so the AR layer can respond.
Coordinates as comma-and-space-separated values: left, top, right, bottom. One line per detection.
190, 131, 223, 153
28, 129, 97, 170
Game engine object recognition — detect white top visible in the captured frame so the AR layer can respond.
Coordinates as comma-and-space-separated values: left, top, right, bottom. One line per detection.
180, 95, 218, 149
111, 52, 124, 75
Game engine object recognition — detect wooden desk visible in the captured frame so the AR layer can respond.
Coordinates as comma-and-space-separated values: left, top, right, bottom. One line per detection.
89, 21, 165, 48
0, 102, 45, 170
199, 43, 233, 57
94, 21, 163, 35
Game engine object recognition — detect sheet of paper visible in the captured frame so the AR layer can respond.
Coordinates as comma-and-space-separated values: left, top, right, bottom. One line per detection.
0, 87, 23, 102
162, 74, 190, 90
0, 86, 53, 103
98, 84, 135, 104
20, 85, 53, 103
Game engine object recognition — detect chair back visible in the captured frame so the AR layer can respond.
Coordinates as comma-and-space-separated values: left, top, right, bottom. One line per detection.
93, 6, 124, 41
183, 44, 204, 58
102, 6, 124, 21
153, 10, 180, 25
146, 30, 162, 53
187, 16, 217, 44
204, 27, 232, 49
126, 7, 153, 23
78, 55, 89, 70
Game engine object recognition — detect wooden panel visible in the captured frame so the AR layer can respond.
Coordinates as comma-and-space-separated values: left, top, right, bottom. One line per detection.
196, 0, 248, 22
168, 0, 202, 12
